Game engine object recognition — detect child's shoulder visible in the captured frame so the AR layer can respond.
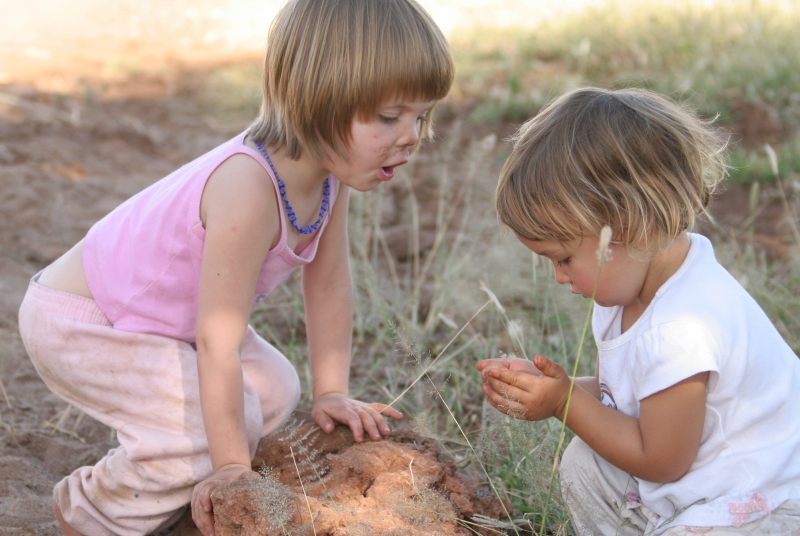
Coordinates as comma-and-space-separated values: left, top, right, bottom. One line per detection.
203, 152, 275, 216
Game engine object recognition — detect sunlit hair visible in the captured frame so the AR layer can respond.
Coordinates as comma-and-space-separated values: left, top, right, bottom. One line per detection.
248, 0, 454, 160
496, 87, 728, 250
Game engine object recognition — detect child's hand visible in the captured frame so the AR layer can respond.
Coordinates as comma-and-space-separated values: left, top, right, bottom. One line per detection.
191, 463, 259, 536
481, 355, 570, 421
476, 355, 543, 378
311, 392, 403, 442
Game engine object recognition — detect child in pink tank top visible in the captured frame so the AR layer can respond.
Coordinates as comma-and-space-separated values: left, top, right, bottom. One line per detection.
17, 1, 453, 534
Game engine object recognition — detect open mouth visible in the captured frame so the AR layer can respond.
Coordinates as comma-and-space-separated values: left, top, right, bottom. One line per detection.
379, 166, 396, 180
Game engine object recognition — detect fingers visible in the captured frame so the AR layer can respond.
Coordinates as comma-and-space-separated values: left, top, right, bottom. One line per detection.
485, 366, 531, 389
476, 357, 511, 373
350, 403, 392, 442
311, 407, 336, 434
483, 373, 529, 407
482, 382, 528, 418
191, 483, 215, 536
314, 396, 403, 442
374, 402, 404, 420
190, 465, 254, 536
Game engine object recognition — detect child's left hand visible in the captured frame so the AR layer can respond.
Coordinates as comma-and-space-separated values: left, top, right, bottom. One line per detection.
311, 392, 403, 442
481, 355, 571, 421
476, 355, 543, 377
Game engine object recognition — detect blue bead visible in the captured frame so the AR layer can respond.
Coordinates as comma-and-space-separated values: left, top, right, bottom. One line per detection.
254, 142, 331, 235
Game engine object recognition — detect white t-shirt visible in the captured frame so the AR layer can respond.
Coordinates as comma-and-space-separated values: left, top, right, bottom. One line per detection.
592, 233, 800, 530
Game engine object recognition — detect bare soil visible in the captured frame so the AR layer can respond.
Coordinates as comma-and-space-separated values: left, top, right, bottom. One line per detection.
173, 414, 507, 535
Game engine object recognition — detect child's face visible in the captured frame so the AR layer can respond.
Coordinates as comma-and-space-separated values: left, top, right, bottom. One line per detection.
518, 234, 652, 308
321, 99, 434, 191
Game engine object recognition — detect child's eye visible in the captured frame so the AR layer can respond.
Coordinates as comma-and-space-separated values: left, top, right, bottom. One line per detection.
379, 114, 399, 124
556, 257, 572, 267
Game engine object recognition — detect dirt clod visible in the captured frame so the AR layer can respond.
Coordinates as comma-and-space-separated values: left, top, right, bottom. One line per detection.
209, 413, 508, 536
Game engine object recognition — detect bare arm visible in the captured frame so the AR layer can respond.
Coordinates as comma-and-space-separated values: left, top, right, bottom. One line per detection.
196, 154, 277, 469
303, 186, 402, 440
303, 186, 353, 402
483, 355, 708, 482
561, 371, 707, 481
191, 155, 277, 535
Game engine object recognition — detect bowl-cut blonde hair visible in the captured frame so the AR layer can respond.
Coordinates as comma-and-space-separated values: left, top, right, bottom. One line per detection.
496, 87, 727, 249
248, 0, 454, 160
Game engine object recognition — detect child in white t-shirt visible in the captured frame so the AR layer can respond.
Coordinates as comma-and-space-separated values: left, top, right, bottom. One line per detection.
479, 87, 800, 535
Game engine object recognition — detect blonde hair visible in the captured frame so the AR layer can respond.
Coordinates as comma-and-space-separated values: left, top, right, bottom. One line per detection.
496, 87, 727, 249
248, 0, 454, 160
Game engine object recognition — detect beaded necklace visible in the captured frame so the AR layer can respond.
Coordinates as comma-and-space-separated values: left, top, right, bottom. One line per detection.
254, 141, 331, 235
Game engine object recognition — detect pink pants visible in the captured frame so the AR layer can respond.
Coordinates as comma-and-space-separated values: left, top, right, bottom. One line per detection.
17, 278, 301, 535
560, 437, 800, 535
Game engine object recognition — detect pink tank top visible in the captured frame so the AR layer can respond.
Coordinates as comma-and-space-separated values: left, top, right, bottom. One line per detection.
83, 131, 338, 343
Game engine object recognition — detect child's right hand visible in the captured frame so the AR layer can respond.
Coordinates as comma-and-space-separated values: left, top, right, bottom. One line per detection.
311, 392, 403, 442
191, 463, 260, 536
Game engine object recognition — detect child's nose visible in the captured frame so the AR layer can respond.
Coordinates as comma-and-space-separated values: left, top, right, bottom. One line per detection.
399, 120, 420, 148
554, 267, 570, 285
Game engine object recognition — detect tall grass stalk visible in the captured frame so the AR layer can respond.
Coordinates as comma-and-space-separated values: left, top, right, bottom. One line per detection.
289, 445, 317, 536
0, 376, 15, 439
424, 374, 522, 536
764, 144, 800, 248
381, 299, 492, 412
480, 281, 527, 359
538, 226, 612, 535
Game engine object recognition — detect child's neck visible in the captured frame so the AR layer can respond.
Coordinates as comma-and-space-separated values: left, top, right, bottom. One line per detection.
265, 145, 330, 195
623, 232, 691, 331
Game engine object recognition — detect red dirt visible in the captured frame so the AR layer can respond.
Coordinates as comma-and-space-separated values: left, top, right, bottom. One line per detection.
182, 414, 508, 535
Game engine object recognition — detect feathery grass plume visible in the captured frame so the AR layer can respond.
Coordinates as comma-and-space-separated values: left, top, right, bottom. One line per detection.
480, 280, 528, 359
596, 225, 613, 264
506, 320, 526, 359
381, 298, 492, 413
254, 466, 293, 533
479, 280, 506, 315
278, 418, 329, 485
539, 224, 613, 535
290, 445, 317, 536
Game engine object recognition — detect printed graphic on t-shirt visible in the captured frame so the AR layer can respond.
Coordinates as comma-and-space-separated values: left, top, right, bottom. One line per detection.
599, 382, 617, 410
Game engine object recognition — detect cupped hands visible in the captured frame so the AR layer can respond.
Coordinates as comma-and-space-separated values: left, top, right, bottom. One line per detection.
478, 354, 572, 422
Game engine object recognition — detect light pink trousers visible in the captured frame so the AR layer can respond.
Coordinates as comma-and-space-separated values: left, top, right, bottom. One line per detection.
560, 437, 800, 535
17, 278, 301, 535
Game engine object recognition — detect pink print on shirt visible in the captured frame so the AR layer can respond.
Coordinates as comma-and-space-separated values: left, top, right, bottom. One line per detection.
729, 493, 769, 527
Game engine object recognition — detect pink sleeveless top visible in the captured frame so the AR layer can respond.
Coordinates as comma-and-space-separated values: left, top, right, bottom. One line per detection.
83, 131, 338, 343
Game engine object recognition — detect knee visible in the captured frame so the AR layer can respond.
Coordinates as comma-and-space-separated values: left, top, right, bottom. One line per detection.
279, 364, 301, 415
260, 359, 300, 435
559, 436, 595, 494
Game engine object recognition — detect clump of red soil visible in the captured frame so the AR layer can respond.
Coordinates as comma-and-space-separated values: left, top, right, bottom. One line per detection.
209, 413, 508, 535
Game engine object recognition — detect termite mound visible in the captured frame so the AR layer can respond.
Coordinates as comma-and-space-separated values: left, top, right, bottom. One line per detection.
208, 411, 509, 536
